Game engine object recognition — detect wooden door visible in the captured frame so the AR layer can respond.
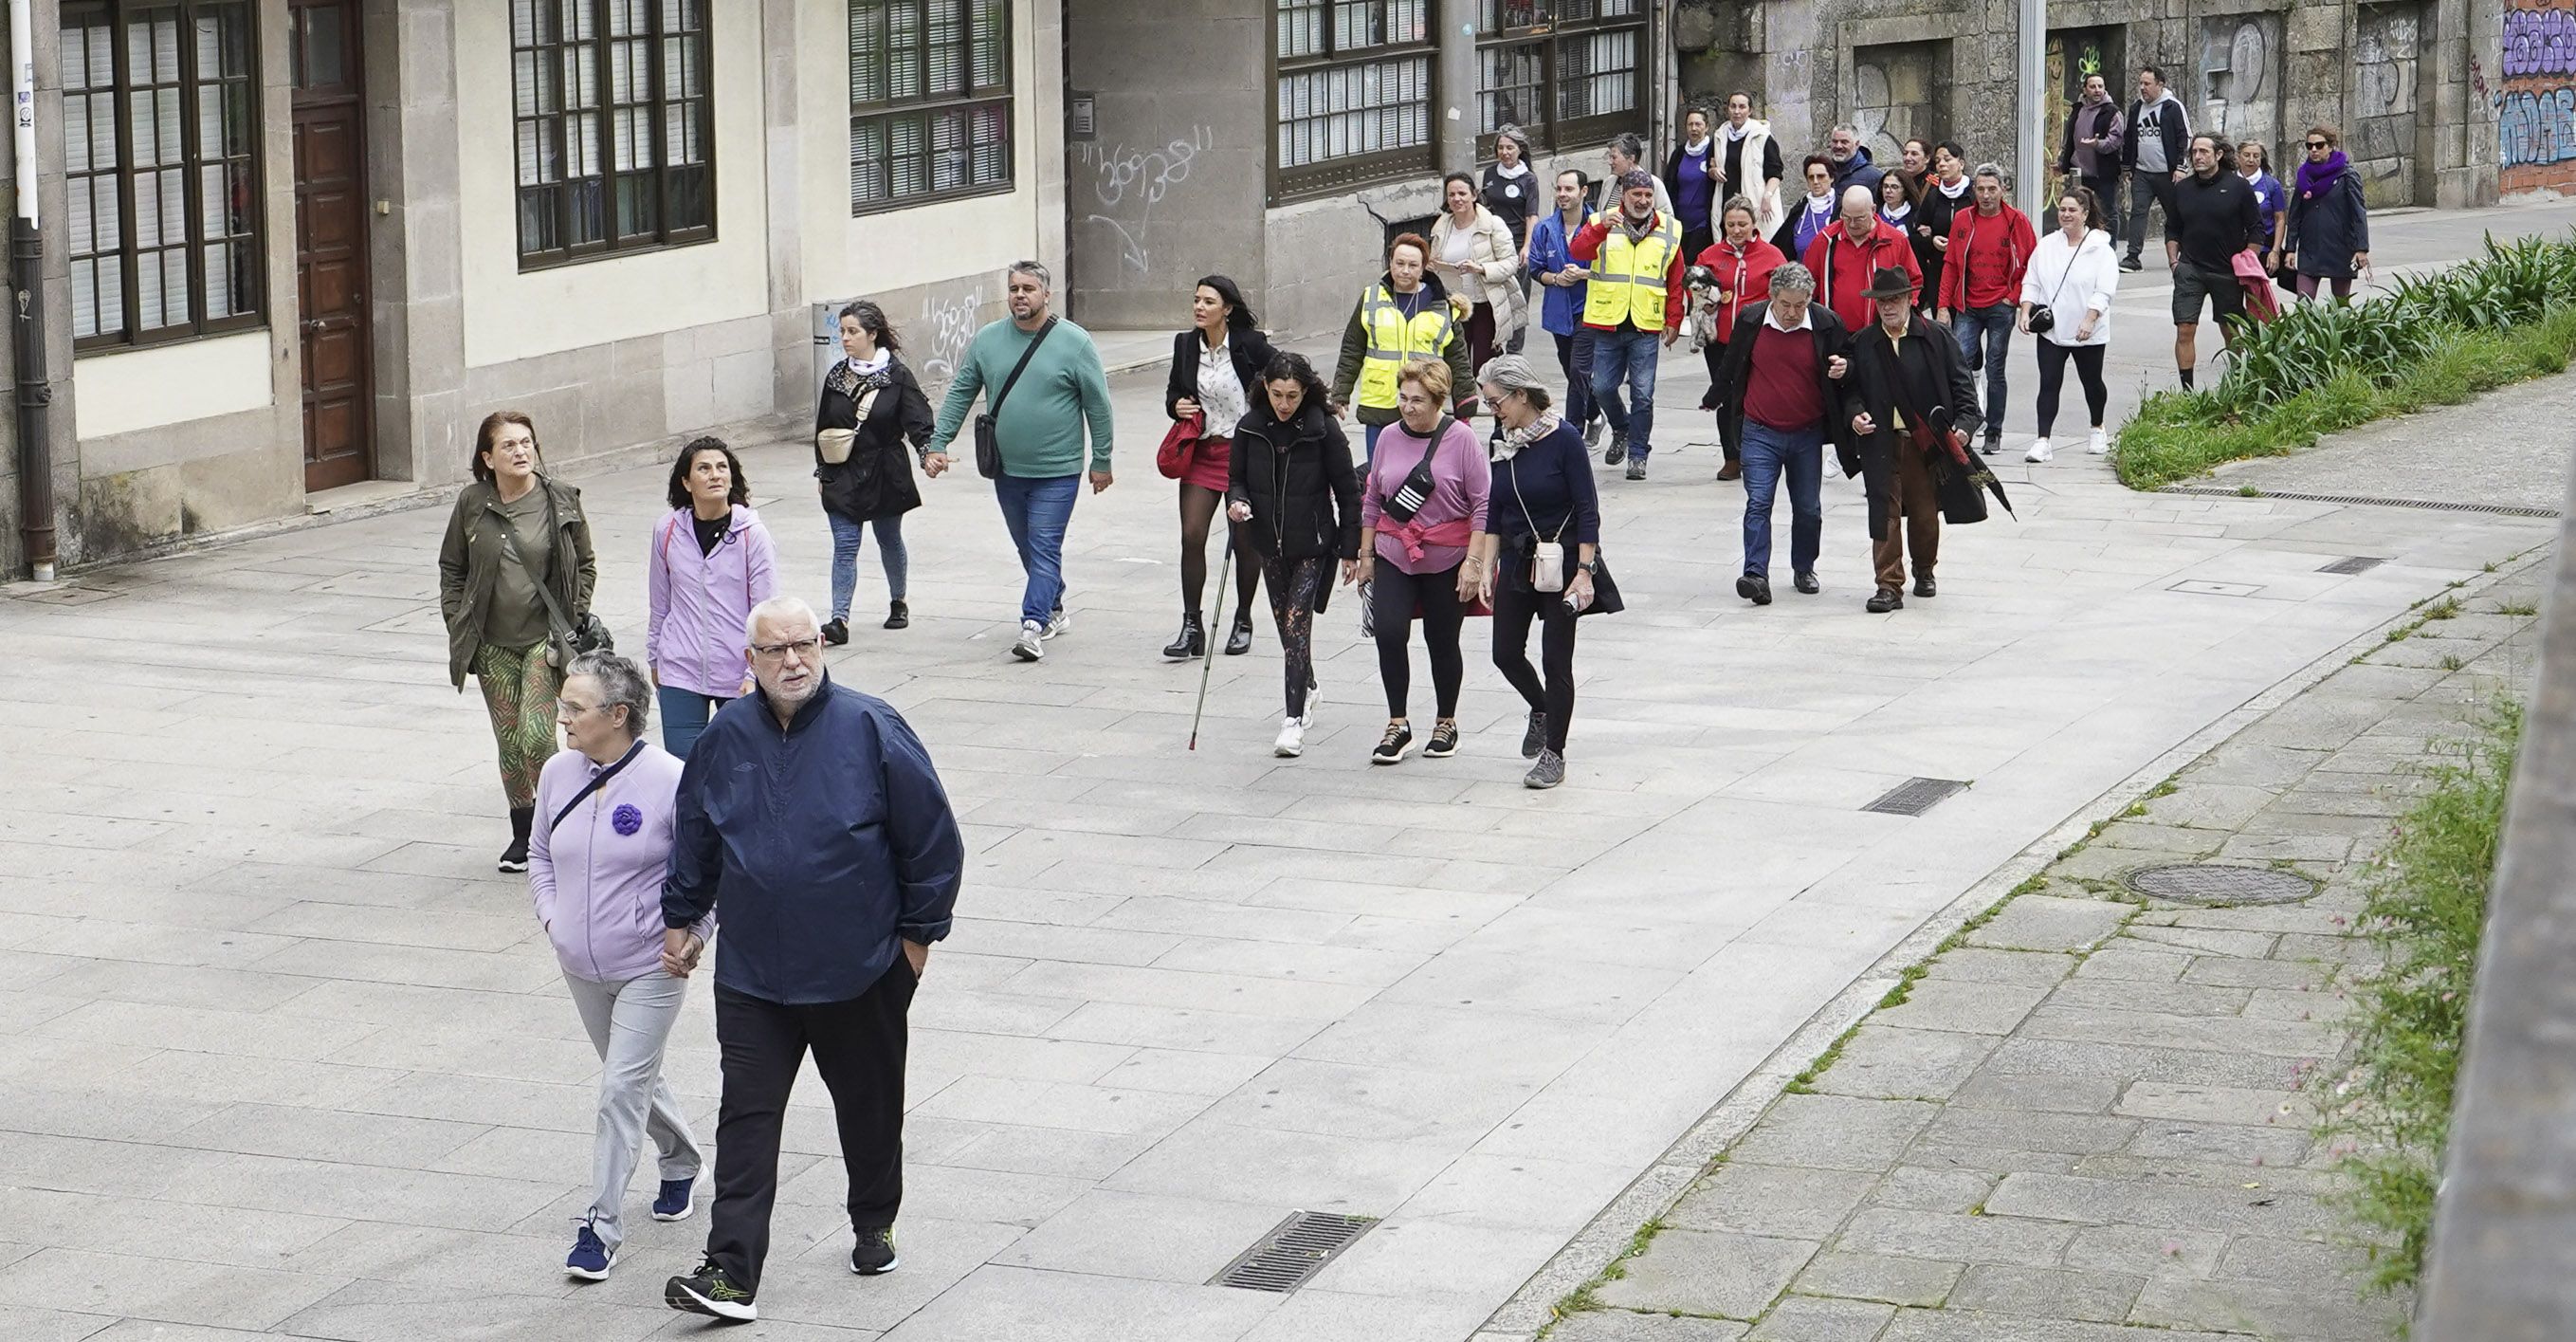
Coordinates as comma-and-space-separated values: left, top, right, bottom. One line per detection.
292, 0, 373, 492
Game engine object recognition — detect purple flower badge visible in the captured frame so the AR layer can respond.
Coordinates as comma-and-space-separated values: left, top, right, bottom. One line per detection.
612, 803, 644, 836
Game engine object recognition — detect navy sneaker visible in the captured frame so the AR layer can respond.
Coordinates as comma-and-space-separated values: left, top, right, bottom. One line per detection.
850, 1224, 900, 1276
565, 1222, 614, 1280
652, 1175, 694, 1222
667, 1257, 757, 1321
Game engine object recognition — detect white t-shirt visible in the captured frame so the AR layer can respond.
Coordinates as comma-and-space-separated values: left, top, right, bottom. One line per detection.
1197, 338, 1249, 435
1439, 225, 1477, 267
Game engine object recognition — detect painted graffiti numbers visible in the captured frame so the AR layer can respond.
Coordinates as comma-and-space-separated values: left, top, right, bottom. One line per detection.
1078, 124, 1216, 275
2503, 1, 2576, 188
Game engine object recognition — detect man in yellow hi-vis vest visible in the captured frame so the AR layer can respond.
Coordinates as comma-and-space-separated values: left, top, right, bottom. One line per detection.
1569, 170, 1687, 481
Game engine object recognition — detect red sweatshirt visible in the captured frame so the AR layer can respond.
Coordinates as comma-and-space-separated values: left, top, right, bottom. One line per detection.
1940, 204, 2037, 311
1801, 218, 1921, 333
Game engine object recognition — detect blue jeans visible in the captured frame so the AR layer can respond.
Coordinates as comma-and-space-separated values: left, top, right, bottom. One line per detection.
1551, 330, 1599, 427
1363, 421, 1385, 462
1740, 422, 1824, 578
657, 685, 730, 760
826, 511, 907, 620
994, 472, 1079, 626
1951, 303, 2014, 439
1589, 327, 1660, 460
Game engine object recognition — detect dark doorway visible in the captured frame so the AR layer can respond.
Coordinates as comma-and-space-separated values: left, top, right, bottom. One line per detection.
292, 0, 373, 492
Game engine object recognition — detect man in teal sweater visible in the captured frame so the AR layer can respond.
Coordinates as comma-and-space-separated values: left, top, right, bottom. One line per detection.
925, 261, 1116, 662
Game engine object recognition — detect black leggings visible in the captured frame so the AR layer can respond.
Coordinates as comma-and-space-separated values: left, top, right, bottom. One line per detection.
1178, 483, 1259, 621
1371, 561, 1466, 721
1491, 571, 1578, 752
1700, 342, 1741, 462
2034, 341, 2109, 437
1262, 555, 1328, 719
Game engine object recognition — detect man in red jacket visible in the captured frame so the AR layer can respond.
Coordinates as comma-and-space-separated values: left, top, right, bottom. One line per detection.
1936, 164, 2037, 456
1802, 184, 1919, 334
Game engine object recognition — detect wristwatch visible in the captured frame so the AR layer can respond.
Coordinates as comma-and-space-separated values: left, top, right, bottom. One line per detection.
1578, 559, 1599, 575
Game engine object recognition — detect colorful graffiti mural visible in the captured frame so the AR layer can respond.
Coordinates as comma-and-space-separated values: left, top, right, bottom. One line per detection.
2503, 0, 2576, 193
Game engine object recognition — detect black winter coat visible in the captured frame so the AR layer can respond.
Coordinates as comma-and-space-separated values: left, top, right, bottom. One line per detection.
1838, 316, 1982, 542
1711, 302, 1851, 447
815, 358, 934, 522
2285, 171, 2370, 280
1165, 327, 1278, 426
1228, 398, 1362, 566
1913, 180, 1970, 308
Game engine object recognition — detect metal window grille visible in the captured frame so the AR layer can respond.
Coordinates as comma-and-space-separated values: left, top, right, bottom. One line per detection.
512, 0, 714, 268
62, 0, 265, 350
1470, 0, 1644, 156
1270, 0, 1434, 201
849, 0, 1014, 214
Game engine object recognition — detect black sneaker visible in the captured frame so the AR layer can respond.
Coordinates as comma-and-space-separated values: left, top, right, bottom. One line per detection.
821, 617, 850, 646
1524, 748, 1565, 790
1521, 710, 1547, 760
1423, 721, 1460, 758
851, 1225, 900, 1276
498, 806, 532, 873
1736, 574, 1772, 606
1371, 722, 1415, 765
1603, 432, 1627, 467
666, 1257, 757, 1321
884, 600, 909, 631
2118, 256, 2144, 272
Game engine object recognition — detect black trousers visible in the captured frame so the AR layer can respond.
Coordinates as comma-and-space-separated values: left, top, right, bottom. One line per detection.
1699, 341, 1742, 462
1491, 568, 1578, 752
2035, 341, 2110, 436
1371, 561, 1466, 719
707, 964, 916, 1292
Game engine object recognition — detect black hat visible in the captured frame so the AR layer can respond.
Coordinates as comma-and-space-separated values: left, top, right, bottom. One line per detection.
1861, 267, 1916, 301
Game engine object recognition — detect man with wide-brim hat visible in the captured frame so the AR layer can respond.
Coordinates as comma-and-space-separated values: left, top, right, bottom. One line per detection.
1837, 267, 1981, 613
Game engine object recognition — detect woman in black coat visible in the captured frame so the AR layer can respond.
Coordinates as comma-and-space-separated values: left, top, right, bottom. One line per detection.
814, 300, 935, 642
2284, 124, 2371, 303
1164, 275, 1277, 659
1226, 351, 1361, 759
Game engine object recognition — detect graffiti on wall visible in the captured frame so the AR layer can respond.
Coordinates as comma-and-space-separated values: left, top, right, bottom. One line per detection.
915, 285, 988, 393
1851, 42, 1942, 169
1075, 124, 1215, 277
2502, 1, 2576, 192
2354, 4, 2423, 207
2197, 15, 2282, 156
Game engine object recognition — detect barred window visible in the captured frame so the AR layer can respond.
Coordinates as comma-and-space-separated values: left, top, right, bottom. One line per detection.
1271, 0, 1435, 201
1473, 0, 1645, 155
850, 0, 1014, 214
512, 0, 714, 268
62, 0, 264, 350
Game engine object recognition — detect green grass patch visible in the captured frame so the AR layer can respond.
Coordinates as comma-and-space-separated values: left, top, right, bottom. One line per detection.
2311, 698, 2523, 1299
2496, 599, 2539, 617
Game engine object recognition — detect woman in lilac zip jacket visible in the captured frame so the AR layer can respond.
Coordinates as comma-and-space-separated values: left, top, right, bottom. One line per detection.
647, 437, 779, 758
531, 651, 714, 1281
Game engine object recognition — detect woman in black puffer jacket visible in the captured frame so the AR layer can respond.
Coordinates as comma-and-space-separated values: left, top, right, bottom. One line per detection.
814, 300, 935, 641
1227, 351, 1362, 759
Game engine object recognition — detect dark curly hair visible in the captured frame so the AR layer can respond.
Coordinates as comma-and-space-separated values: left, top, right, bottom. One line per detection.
666, 435, 750, 511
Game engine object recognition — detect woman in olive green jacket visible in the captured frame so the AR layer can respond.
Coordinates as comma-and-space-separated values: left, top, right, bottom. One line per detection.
438, 411, 598, 873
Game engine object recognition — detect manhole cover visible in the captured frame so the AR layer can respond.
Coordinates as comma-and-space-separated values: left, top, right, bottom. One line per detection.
2125, 863, 2318, 907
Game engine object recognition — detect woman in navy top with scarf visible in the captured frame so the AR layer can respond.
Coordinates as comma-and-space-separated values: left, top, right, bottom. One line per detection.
1471, 355, 1618, 790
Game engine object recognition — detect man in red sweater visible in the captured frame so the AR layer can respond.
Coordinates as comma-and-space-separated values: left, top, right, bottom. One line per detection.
1802, 184, 1919, 334
1936, 164, 2037, 456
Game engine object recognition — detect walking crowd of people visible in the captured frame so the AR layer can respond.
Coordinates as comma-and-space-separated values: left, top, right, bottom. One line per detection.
424, 72, 2380, 1322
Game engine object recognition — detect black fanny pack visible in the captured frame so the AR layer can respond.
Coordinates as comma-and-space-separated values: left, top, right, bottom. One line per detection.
1379, 415, 1453, 524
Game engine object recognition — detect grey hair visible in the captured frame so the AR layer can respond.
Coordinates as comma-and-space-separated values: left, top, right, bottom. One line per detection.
1495, 123, 1534, 159
1607, 132, 1645, 163
1767, 261, 1816, 293
567, 651, 652, 736
1973, 162, 2007, 185
1006, 259, 1052, 289
1831, 123, 1861, 138
744, 595, 822, 649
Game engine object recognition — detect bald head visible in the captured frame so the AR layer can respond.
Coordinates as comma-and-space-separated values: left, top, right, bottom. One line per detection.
1839, 184, 1877, 236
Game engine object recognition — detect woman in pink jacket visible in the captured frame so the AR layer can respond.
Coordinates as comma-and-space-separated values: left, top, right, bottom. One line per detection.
530, 651, 714, 1281
647, 437, 778, 758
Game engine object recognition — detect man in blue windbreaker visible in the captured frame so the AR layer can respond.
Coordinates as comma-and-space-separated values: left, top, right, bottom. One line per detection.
660, 596, 963, 1322
1524, 167, 1601, 447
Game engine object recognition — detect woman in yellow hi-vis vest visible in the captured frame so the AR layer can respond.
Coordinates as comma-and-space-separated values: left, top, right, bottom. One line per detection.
1329, 232, 1476, 460
1569, 170, 1688, 480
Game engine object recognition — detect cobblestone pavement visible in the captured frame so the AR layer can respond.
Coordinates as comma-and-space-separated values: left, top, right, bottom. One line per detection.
0, 204, 2564, 1342
1526, 550, 2547, 1342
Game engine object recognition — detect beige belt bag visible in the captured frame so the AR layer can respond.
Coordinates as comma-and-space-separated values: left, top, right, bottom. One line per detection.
815, 428, 857, 465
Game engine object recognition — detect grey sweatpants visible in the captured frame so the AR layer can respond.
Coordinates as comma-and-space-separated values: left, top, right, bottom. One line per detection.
564, 969, 703, 1251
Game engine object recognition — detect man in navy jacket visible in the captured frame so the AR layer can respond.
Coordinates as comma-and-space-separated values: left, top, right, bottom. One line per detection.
660, 596, 963, 1322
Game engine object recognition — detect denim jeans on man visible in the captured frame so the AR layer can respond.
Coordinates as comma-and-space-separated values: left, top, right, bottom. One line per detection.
1951, 303, 2015, 439
1589, 326, 1661, 461
1551, 330, 1599, 427
1739, 422, 1824, 578
826, 511, 907, 622
993, 472, 1079, 626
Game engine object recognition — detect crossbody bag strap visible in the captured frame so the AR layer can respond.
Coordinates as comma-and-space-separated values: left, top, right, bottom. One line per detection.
549, 739, 645, 836
988, 317, 1058, 421
496, 490, 576, 640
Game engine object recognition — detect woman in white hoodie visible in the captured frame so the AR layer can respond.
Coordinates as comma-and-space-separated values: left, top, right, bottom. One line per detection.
2017, 186, 2119, 462
1430, 172, 1526, 372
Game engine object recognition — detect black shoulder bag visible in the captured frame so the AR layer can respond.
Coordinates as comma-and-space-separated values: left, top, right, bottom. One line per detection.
974, 317, 1058, 480
1378, 415, 1454, 524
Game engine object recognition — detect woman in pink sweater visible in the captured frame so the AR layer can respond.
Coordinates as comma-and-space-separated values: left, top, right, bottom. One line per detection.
1356, 359, 1490, 764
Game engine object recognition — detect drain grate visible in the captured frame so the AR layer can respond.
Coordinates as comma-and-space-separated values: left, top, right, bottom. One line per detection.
2161, 485, 2561, 519
1211, 1212, 1379, 1292
2318, 556, 2387, 576
1863, 778, 1969, 817
2126, 863, 2319, 907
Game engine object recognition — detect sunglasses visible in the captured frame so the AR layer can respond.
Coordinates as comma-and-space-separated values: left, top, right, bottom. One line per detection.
2305, 140, 2330, 150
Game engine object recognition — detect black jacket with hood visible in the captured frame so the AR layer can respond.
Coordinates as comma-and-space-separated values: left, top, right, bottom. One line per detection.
1228, 395, 1362, 567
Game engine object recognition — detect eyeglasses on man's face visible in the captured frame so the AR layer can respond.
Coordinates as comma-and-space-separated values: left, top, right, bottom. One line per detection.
751, 638, 822, 662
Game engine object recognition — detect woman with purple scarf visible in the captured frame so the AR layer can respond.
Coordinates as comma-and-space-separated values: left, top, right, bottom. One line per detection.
2284, 125, 2370, 303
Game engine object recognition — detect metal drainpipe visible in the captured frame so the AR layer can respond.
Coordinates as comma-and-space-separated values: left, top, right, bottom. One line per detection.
11, 0, 58, 581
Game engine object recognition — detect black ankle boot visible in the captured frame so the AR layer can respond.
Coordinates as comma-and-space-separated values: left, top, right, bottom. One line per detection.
1224, 612, 1254, 656
1162, 613, 1206, 660
884, 599, 909, 630
499, 806, 533, 873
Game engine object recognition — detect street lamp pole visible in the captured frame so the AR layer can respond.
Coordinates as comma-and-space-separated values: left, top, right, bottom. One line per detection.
2019, 0, 2049, 221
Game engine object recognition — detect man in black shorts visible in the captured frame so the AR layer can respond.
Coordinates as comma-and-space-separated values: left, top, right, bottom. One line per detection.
2166, 134, 2262, 391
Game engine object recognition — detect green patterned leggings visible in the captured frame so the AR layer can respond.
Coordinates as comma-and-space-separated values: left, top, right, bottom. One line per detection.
475, 642, 562, 809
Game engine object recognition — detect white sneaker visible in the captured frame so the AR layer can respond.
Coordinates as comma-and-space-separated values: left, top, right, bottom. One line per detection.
2087, 429, 2109, 454
1273, 714, 1308, 758
2023, 437, 2054, 463
1012, 619, 1044, 662
1043, 605, 1069, 638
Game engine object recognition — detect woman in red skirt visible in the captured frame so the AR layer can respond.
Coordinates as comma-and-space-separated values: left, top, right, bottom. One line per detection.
1162, 275, 1274, 659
